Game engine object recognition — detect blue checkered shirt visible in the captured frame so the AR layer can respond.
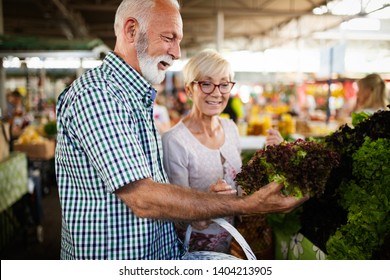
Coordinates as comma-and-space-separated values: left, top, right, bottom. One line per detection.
55, 51, 182, 259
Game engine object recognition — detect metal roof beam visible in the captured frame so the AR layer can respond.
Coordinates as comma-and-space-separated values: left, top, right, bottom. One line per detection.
49, 0, 89, 38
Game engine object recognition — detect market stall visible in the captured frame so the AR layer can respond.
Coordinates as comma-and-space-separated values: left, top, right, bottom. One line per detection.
0, 152, 28, 250
239, 136, 266, 151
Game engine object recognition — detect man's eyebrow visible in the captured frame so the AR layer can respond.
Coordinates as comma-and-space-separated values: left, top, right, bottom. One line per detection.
162, 32, 179, 38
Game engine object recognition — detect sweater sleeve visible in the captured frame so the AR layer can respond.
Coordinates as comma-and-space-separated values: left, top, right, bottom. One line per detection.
161, 127, 191, 188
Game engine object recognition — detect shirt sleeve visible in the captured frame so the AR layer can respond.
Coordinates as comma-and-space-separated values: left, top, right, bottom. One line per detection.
69, 87, 151, 192
161, 129, 190, 188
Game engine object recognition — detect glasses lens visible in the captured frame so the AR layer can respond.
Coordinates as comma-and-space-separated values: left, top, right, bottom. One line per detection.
219, 82, 232, 94
200, 82, 214, 94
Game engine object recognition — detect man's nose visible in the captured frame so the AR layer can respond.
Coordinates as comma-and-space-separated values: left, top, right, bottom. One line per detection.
169, 40, 181, 60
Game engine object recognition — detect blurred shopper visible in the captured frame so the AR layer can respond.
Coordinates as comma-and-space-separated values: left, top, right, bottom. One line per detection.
162, 49, 284, 253
222, 94, 244, 123
55, 0, 307, 260
5, 90, 29, 141
153, 85, 171, 134
355, 73, 389, 114
154, 95, 171, 134
4, 90, 23, 121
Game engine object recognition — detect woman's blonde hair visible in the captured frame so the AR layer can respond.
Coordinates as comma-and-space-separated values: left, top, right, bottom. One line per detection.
358, 73, 388, 110
183, 49, 234, 87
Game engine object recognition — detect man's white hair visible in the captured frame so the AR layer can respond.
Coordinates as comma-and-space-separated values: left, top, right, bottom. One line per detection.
114, 0, 180, 36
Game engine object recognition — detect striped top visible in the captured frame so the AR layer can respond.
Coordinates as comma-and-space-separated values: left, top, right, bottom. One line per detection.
55, 51, 182, 259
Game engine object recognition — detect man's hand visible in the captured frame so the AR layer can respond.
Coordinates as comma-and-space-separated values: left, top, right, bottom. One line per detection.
248, 181, 309, 214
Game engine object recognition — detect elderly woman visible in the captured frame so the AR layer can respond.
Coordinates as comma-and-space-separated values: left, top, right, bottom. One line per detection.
162, 49, 282, 253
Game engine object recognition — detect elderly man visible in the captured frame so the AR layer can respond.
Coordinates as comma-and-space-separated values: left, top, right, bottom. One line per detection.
55, 0, 307, 260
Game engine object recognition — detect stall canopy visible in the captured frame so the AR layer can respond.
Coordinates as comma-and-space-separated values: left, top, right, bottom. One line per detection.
0, 35, 109, 58
2, 0, 389, 57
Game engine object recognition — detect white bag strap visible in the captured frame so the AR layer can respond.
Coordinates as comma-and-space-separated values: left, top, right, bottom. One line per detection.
184, 217, 257, 260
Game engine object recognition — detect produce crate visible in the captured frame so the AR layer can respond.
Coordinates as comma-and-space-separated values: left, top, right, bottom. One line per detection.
13, 139, 55, 160
0, 152, 28, 251
273, 228, 326, 260
0, 122, 10, 163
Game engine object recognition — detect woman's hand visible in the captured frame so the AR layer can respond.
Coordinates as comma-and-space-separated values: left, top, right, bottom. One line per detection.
191, 220, 212, 230
192, 179, 236, 230
265, 128, 283, 147
209, 178, 237, 195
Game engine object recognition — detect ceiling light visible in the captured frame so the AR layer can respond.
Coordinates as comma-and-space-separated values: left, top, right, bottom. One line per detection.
312, 0, 390, 17
340, 17, 381, 31
312, 5, 328, 15
368, 5, 390, 19
328, 0, 361, 16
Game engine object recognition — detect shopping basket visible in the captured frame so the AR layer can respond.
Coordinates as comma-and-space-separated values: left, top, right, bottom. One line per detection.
181, 218, 256, 260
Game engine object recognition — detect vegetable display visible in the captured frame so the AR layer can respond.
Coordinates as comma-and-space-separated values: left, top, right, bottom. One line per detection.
236, 106, 390, 259
235, 139, 340, 198
300, 107, 390, 259
327, 108, 389, 259
325, 137, 390, 259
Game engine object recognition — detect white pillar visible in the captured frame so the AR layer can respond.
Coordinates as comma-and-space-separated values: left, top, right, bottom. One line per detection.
0, 0, 5, 115
0, 0, 3, 34
0, 60, 5, 117
39, 65, 46, 107
216, 11, 224, 52
77, 58, 84, 77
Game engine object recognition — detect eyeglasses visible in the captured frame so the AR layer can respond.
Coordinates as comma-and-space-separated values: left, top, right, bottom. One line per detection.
192, 80, 235, 95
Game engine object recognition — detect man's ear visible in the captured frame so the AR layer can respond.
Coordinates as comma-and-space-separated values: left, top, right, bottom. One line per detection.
123, 17, 138, 42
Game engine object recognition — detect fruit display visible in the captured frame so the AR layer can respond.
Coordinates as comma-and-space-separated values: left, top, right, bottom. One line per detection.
13, 125, 56, 160
15, 126, 46, 144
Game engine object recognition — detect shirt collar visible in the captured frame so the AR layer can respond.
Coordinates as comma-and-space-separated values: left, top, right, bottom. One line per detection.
104, 51, 157, 107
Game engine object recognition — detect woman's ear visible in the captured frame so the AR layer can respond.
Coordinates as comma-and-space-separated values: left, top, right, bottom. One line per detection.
123, 17, 137, 42
185, 85, 192, 98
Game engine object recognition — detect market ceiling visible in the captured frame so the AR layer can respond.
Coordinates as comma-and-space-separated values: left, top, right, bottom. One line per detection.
1, 0, 390, 58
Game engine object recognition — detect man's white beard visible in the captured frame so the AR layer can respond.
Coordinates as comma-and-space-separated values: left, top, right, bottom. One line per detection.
136, 32, 172, 85
138, 54, 167, 84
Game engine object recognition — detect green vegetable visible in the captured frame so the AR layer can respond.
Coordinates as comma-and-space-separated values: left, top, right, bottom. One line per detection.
326, 137, 390, 260
301, 107, 390, 259
237, 107, 390, 259
44, 121, 57, 137
351, 111, 371, 127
